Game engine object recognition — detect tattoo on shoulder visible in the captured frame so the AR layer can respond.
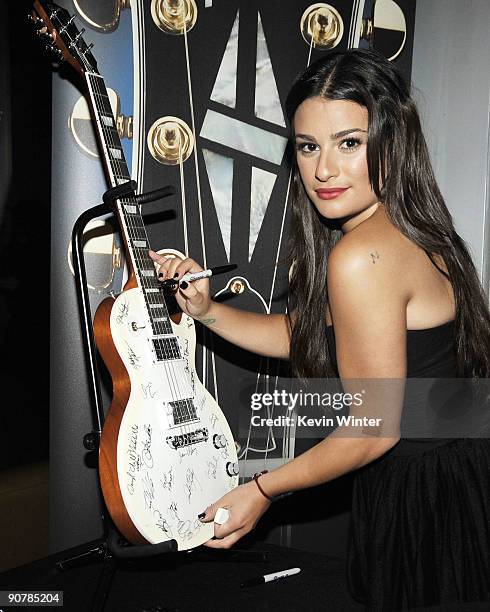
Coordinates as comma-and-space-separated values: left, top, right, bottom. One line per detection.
370, 250, 380, 264
200, 318, 216, 326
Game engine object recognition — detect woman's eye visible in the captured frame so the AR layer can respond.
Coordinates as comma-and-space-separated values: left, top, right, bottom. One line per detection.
296, 142, 318, 154
339, 138, 361, 150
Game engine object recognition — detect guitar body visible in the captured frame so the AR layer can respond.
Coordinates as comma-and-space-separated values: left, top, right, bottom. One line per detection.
96, 250, 239, 549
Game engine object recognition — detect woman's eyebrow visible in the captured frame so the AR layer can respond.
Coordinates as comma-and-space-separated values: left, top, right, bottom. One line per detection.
294, 128, 367, 141
330, 128, 367, 139
294, 133, 316, 141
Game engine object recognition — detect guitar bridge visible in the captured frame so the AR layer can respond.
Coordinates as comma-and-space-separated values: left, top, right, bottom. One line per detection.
166, 428, 209, 449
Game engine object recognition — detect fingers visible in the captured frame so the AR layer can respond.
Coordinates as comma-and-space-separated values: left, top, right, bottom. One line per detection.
203, 525, 248, 550
198, 505, 248, 549
177, 276, 201, 298
148, 250, 172, 280
148, 250, 204, 282
197, 503, 217, 524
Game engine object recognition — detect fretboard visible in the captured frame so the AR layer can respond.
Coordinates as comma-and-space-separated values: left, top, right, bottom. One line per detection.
86, 72, 178, 352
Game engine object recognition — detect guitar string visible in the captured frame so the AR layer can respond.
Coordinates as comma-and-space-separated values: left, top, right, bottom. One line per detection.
182, 16, 219, 447
179, 149, 189, 257
182, 16, 219, 404
242, 29, 316, 477
97, 114, 183, 408
49, 18, 185, 405
53, 24, 185, 420
88, 71, 193, 430
63, 10, 234, 468
178, 16, 219, 450
55, 9, 207, 537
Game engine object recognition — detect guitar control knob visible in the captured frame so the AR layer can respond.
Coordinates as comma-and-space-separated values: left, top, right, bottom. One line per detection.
226, 462, 239, 477
213, 434, 227, 449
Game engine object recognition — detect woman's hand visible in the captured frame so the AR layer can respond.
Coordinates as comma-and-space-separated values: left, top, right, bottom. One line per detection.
148, 250, 212, 320
199, 480, 271, 549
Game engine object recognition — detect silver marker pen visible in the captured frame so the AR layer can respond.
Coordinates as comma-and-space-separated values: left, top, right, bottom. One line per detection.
240, 567, 301, 588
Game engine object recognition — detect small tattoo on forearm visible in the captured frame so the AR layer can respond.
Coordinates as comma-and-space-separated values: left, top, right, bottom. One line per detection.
200, 318, 216, 326
370, 250, 380, 264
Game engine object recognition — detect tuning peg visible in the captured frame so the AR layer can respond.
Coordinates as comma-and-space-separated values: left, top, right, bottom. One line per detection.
59, 14, 77, 34
27, 13, 43, 25
74, 28, 86, 44
48, 47, 64, 63
81, 42, 94, 57
36, 27, 52, 39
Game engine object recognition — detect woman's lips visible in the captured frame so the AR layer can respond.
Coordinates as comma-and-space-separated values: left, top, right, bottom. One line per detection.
315, 188, 349, 200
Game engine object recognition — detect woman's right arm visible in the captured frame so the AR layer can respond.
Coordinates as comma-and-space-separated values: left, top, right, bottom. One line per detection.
149, 251, 292, 359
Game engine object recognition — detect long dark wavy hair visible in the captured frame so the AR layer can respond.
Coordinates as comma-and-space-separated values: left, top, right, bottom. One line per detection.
286, 48, 490, 379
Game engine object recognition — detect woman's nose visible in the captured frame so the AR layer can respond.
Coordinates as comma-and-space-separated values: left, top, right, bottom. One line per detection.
315, 150, 337, 182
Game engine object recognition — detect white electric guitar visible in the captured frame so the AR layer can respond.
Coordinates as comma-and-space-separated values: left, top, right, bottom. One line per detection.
31, 0, 238, 549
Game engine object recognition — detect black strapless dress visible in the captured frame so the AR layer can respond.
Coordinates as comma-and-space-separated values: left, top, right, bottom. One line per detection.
326, 321, 490, 611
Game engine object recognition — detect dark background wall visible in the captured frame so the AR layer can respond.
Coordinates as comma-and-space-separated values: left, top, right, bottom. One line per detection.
0, 0, 51, 470
0, 0, 51, 572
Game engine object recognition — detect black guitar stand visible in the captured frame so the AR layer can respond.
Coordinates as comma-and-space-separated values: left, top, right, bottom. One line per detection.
71, 180, 176, 456
60, 181, 179, 612
61, 180, 270, 611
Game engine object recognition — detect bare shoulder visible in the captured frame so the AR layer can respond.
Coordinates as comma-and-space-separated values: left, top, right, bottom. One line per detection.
326, 207, 411, 379
328, 206, 411, 296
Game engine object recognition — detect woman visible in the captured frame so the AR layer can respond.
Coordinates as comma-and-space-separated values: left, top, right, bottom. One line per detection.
149, 49, 490, 610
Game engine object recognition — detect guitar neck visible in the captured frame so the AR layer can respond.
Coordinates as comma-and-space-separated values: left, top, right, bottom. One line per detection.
85, 72, 174, 340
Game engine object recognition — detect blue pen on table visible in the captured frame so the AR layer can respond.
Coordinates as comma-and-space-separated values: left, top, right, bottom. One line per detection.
240, 567, 301, 588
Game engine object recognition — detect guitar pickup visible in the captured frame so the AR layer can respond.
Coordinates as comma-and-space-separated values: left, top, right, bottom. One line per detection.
166, 428, 209, 449
152, 336, 181, 361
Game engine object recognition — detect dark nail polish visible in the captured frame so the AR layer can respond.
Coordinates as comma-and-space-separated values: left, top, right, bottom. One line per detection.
180, 281, 188, 290
174, 272, 179, 278
158, 272, 163, 278
198, 512, 206, 519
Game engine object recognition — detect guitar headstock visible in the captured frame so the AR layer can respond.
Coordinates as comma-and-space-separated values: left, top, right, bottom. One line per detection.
29, 1, 98, 76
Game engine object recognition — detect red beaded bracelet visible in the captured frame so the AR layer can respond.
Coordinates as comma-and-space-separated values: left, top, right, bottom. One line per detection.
253, 470, 274, 502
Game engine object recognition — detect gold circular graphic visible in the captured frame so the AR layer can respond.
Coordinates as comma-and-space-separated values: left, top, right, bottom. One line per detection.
73, 0, 131, 33
67, 218, 123, 293
147, 116, 194, 165
69, 88, 132, 159
151, 0, 198, 35
365, 0, 407, 61
300, 3, 344, 50
230, 279, 245, 295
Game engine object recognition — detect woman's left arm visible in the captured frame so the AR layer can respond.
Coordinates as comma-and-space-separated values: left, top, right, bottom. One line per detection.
201, 234, 409, 548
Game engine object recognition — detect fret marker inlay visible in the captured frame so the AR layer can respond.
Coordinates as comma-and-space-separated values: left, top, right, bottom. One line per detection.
102, 115, 114, 127
110, 147, 122, 159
